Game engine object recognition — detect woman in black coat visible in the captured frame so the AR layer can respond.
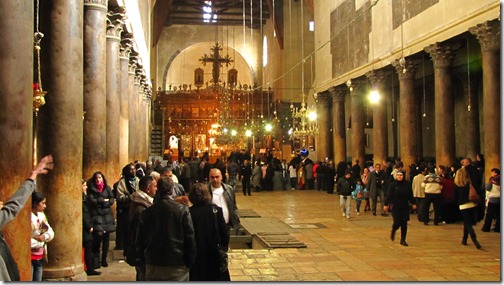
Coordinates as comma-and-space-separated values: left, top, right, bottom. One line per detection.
82, 179, 100, 276
383, 170, 416, 246
87, 171, 116, 268
188, 183, 230, 281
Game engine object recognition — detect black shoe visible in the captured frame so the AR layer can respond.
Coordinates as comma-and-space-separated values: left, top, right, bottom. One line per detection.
86, 270, 102, 276
423, 222, 429, 226
474, 240, 482, 249
101, 260, 108, 267
390, 230, 395, 241
461, 240, 468, 245
400, 240, 409, 246
481, 228, 490, 232
373, 213, 377, 216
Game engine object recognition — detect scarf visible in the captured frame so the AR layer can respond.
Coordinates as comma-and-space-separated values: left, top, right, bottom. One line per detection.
96, 181, 104, 193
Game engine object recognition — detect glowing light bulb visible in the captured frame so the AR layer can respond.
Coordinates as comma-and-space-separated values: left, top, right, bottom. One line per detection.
369, 90, 380, 104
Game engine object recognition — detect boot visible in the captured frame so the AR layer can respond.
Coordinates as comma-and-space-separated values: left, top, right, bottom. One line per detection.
470, 233, 482, 249
400, 239, 409, 246
472, 238, 481, 249
93, 253, 100, 269
462, 233, 468, 245
101, 255, 109, 267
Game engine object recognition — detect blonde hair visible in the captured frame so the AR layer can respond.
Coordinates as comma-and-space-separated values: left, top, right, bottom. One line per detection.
454, 167, 470, 187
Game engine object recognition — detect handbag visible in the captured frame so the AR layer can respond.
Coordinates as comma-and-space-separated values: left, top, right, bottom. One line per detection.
469, 182, 481, 204
212, 206, 228, 273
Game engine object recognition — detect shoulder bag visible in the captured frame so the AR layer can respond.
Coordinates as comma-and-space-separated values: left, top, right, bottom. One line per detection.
469, 182, 481, 204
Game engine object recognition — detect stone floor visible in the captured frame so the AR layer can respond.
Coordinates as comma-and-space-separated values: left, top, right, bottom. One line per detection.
87, 189, 501, 282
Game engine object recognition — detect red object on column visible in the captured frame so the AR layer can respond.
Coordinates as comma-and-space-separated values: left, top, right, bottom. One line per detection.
82, 248, 86, 271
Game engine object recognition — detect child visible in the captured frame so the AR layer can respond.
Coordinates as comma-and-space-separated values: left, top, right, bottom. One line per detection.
352, 178, 364, 215
31, 192, 55, 281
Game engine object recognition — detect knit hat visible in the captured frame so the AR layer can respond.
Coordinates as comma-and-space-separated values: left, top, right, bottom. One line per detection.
345, 169, 352, 175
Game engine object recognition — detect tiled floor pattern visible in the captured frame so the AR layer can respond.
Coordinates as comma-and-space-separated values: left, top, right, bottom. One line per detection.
87, 189, 501, 281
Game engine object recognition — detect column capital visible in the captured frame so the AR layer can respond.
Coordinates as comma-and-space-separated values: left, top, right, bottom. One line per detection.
392, 58, 421, 79
329, 85, 347, 102
120, 35, 134, 60
84, 0, 107, 11
424, 42, 460, 68
106, 7, 126, 40
365, 69, 392, 87
469, 19, 501, 52
348, 78, 367, 96
316, 91, 332, 105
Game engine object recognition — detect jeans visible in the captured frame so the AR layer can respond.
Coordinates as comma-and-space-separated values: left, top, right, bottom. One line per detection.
228, 176, 237, 190
372, 188, 385, 214
31, 259, 43, 281
340, 195, 351, 217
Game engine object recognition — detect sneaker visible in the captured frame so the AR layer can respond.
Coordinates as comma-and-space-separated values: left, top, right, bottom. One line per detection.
342, 213, 346, 217
357, 212, 360, 216
346, 215, 350, 219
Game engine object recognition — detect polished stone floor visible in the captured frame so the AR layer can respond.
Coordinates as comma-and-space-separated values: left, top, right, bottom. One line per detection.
87, 189, 501, 282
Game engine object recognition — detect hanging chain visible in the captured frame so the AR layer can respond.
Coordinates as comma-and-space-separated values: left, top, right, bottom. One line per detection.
466, 36, 471, 112
34, 0, 44, 91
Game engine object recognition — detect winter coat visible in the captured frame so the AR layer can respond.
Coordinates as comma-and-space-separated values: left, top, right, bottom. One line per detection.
125, 190, 153, 266
87, 184, 116, 233
136, 196, 196, 267
251, 165, 261, 187
82, 193, 94, 244
189, 204, 229, 281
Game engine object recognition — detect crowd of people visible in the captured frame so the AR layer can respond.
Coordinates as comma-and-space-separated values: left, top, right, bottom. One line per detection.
0, 150, 498, 280
331, 155, 499, 249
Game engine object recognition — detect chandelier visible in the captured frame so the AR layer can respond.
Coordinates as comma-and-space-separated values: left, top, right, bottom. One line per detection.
288, 0, 317, 146
290, 94, 317, 143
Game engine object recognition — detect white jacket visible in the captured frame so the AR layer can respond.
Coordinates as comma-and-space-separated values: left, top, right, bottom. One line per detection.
31, 212, 54, 259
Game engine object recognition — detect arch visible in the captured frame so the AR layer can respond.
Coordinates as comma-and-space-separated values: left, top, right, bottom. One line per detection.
162, 42, 256, 90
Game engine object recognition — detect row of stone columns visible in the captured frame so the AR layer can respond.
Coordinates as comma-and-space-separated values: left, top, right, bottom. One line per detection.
316, 19, 500, 181
0, 0, 151, 280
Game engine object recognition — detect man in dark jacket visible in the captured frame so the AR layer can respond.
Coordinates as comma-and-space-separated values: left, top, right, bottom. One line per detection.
126, 176, 157, 281
136, 176, 196, 281
240, 159, 253, 196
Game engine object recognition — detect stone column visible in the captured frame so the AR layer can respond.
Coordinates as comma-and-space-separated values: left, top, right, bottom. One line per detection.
37, 0, 85, 280
459, 74, 480, 160
0, 1, 34, 280
392, 58, 420, 173
329, 85, 347, 163
83, 0, 108, 179
469, 19, 501, 180
144, 89, 152, 159
425, 43, 459, 168
366, 69, 392, 166
105, 9, 124, 179
315, 91, 332, 161
128, 54, 138, 162
130, 64, 142, 161
119, 36, 133, 168
350, 79, 367, 171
